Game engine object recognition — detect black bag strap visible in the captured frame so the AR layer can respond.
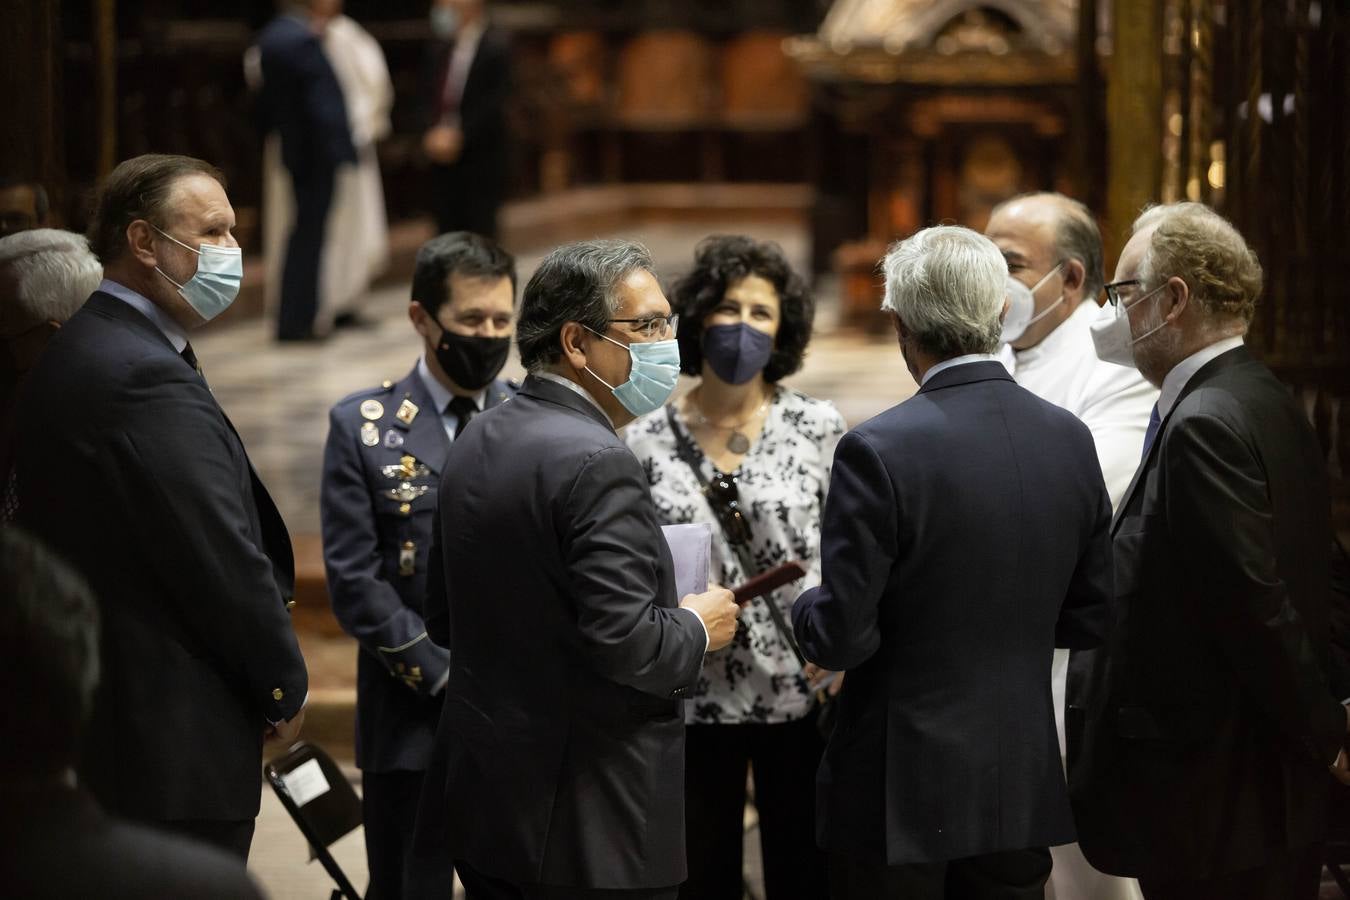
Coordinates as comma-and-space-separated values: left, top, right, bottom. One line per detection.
664, 404, 807, 668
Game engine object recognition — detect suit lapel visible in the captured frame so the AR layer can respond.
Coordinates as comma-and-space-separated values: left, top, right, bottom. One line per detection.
1110, 346, 1252, 534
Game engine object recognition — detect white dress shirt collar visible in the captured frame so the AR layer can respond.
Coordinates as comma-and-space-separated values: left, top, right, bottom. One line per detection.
534, 371, 614, 426
1157, 335, 1245, 418
98, 278, 188, 353
921, 353, 1001, 386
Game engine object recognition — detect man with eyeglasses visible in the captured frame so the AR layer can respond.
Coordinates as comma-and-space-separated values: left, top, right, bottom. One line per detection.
985, 192, 1156, 900
417, 239, 740, 899
1067, 202, 1349, 900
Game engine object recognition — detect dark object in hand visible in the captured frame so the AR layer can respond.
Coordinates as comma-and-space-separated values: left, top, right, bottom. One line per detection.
732, 561, 806, 606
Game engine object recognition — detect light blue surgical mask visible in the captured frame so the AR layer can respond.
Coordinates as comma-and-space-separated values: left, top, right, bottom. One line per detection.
152, 225, 244, 322
584, 326, 681, 417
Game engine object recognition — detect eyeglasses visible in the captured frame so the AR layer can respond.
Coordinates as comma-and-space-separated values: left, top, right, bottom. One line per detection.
705, 471, 753, 546
608, 314, 679, 340
1102, 279, 1142, 308
1103, 279, 1168, 312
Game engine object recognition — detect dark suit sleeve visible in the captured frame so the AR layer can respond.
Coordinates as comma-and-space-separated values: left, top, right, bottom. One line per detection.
1166, 412, 1345, 762
792, 431, 897, 671
320, 408, 448, 696
115, 363, 306, 725
561, 446, 704, 697
1055, 462, 1114, 649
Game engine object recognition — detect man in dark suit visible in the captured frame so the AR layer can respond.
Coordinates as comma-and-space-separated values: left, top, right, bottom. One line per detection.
1067, 201, 1350, 899
14, 154, 308, 860
422, 0, 511, 239
257, 0, 357, 341
792, 225, 1114, 900
0, 527, 266, 899
419, 239, 741, 899
321, 231, 518, 899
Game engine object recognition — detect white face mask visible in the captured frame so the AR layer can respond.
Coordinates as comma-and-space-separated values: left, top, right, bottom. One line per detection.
1089, 282, 1169, 368
1000, 263, 1064, 343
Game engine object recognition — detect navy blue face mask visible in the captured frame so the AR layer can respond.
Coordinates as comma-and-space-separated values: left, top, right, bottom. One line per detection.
702, 322, 773, 385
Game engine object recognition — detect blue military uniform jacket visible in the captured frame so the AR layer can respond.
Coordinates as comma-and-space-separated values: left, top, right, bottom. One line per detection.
321, 363, 516, 772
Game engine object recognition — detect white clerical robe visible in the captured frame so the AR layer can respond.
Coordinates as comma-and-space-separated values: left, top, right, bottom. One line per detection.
1007, 299, 1157, 900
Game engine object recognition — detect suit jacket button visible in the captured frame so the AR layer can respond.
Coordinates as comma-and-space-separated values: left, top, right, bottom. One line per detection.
272, 688, 284, 701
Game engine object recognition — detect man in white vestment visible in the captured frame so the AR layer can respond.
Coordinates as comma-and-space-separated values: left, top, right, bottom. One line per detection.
987, 192, 1158, 900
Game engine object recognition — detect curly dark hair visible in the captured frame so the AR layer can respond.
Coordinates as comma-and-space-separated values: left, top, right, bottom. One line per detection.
672, 235, 814, 382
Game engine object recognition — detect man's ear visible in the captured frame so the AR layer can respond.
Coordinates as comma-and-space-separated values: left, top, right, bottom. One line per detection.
126, 220, 158, 268
560, 321, 589, 371
999, 297, 1011, 324
1162, 275, 1190, 324
890, 310, 908, 340
409, 301, 432, 339
1061, 259, 1086, 298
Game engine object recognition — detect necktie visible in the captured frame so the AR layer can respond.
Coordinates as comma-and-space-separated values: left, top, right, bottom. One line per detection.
1141, 404, 1161, 460
447, 395, 478, 439
180, 343, 203, 379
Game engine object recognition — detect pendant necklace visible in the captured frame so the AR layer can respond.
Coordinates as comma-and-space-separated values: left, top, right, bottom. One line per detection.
688, 389, 772, 455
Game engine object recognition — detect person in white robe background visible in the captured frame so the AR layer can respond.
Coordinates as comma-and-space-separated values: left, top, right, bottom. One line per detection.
247, 7, 393, 336
988, 192, 1158, 900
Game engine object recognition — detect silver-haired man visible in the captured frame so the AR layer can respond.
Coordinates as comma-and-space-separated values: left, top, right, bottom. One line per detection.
792, 225, 1113, 900
0, 228, 102, 518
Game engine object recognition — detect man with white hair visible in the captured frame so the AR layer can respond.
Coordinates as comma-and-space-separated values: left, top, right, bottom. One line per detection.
1068, 202, 1348, 900
0, 228, 102, 519
792, 225, 1114, 899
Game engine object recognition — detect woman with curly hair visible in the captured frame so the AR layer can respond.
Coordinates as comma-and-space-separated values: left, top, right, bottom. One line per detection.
626, 234, 845, 899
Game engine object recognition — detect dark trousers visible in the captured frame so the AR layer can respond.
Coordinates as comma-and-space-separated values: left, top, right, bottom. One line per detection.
160, 818, 256, 861
456, 859, 677, 900
829, 848, 1051, 900
681, 717, 827, 900
277, 165, 335, 340
1138, 845, 1322, 900
363, 769, 454, 900
431, 161, 501, 240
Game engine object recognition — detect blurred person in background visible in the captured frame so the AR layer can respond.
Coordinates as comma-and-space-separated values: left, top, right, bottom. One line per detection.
0, 177, 50, 238
422, 0, 511, 240
0, 228, 101, 520
251, 3, 393, 334
255, 0, 357, 341
626, 235, 844, 900
0, 526, 265, 899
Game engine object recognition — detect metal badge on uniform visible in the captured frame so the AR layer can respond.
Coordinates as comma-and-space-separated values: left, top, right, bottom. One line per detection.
399, 540, 416, 576
382, 429, 404, 449
384, 481, 431, 503
360, 399, 384, 421
395, 398, 419, 426
381, 456, 430, 481
360, 421, 380, 446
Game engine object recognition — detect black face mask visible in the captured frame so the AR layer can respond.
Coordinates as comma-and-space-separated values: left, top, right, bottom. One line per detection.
433, 325, 511, 391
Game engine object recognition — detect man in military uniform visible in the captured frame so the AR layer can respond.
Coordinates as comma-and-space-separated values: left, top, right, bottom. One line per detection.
320, 231, 517, 899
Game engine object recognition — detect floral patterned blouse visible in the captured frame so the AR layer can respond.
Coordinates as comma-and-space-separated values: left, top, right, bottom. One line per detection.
625, 386, 847, 724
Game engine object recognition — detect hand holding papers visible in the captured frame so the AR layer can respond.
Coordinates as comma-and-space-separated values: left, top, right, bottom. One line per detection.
663, 523, 741, 652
